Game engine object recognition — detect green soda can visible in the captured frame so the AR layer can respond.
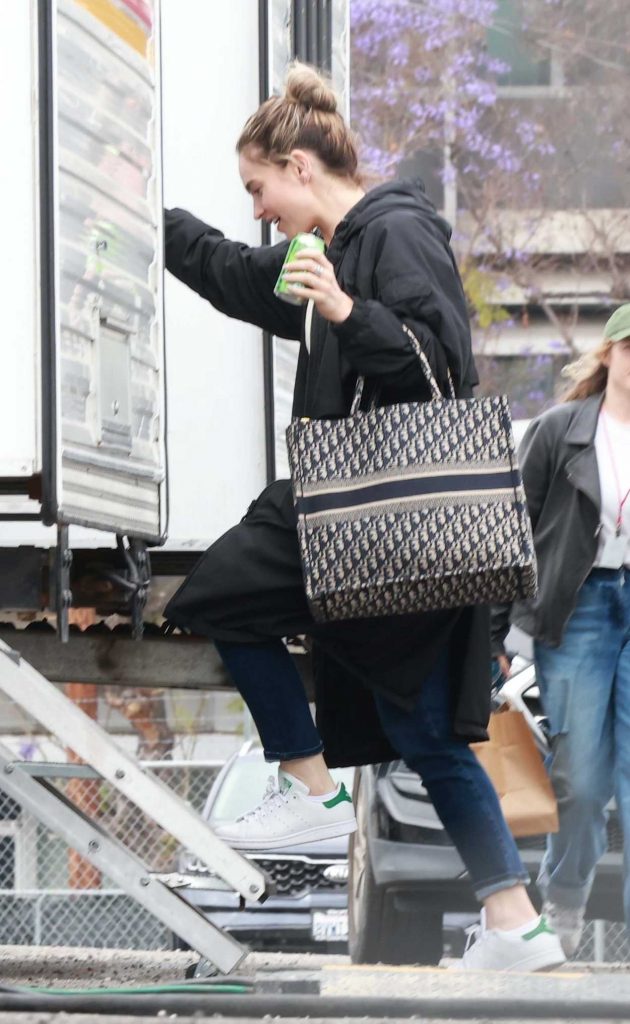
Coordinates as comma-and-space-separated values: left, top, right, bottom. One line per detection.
274, 232, 326, 305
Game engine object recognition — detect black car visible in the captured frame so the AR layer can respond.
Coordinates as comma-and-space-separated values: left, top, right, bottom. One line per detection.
173, 744, 354, 952
348, 657, 624, 965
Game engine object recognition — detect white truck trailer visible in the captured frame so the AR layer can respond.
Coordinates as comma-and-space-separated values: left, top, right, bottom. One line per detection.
0, 0, 349, 971
0, 0, 348, 656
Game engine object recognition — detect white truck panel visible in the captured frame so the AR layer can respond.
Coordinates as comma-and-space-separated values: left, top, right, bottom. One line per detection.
1, 1, 267, 550
2, 3, 348, 552
52, 0, 167, 540
269, 0, 350, 480
161, 0, 268, 545
0, 1, 40, 479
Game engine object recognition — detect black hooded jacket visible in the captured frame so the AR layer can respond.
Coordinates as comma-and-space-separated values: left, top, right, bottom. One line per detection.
164, 180, 491, 755
166, 179, 478, 416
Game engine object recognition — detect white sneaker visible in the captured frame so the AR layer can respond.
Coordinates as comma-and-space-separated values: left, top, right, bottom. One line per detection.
455, 911, 566, 972
542, 901, 585, 958
213, 769, 357, 850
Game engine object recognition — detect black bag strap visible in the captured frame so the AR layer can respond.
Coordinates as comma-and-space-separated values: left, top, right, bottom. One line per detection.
350, 323, 456, 414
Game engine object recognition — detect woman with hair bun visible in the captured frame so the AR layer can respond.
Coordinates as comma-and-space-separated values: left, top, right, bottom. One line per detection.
492, 305, 630, 958
164, 63, 565, 971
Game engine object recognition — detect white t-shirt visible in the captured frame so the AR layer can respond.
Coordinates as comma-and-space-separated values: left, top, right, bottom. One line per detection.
594, 410, 630, 568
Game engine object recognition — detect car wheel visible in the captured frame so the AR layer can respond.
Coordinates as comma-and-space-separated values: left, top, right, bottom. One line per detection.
348, 768, 443, 966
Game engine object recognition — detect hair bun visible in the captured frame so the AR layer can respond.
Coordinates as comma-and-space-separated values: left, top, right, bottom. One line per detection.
285, 62, 338, 114
237, 60, 359, 183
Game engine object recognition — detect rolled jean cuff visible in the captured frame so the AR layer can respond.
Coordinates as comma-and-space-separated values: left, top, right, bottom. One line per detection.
474, 871, 531, 902
543, 882, 589, 912
263, 740, 325, 763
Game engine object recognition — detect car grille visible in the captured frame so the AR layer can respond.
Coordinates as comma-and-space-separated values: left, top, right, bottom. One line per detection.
250, 857, 347, 897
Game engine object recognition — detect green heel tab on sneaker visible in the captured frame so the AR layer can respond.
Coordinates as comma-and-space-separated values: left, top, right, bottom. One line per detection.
323, 782, 353, 809
522, 916, 556, 941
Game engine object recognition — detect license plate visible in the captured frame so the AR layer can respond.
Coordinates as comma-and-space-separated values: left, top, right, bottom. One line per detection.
311, 909, 348, 942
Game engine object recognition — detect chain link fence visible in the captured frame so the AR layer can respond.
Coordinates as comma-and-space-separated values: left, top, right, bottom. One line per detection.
2, 764, 629, 961
0, 760, 231, 949
0, 892, 172, 950
576, 921, 630, 964
0, 683, 247, 950
0, 685, 628, 961
0, 761, 224, 949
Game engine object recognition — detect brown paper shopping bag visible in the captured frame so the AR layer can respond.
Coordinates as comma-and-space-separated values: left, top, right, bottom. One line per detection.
471, 707, 558, 838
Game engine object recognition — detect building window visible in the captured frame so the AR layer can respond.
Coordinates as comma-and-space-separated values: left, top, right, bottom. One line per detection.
487, 0, 553, 88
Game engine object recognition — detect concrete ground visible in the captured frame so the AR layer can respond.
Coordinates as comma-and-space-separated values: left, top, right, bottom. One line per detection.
1, 947, 630, 1022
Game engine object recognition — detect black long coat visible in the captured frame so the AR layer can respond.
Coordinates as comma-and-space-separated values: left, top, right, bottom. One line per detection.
164, 180, 492, 766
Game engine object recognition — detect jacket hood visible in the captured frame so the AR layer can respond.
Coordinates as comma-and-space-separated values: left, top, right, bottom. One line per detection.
329, 179, 451, 255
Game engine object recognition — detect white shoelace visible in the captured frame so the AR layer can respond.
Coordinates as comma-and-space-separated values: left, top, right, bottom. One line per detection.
464, 922, 482, 954
463, 909, 486, 954
235, 775, 291, 824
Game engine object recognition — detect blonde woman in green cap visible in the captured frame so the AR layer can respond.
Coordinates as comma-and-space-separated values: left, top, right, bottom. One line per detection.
492, 302, 630, 956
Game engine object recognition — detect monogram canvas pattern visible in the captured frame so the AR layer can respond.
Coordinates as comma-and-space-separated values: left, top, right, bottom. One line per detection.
287, 371, 537, 622
289, 397, 514, 483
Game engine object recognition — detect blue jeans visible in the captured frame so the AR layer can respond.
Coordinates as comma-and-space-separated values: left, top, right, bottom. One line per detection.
216, 639, 528, 901
535, 567, 630, 923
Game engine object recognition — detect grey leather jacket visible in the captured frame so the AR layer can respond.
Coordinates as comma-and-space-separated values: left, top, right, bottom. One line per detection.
491, 393, 603, 653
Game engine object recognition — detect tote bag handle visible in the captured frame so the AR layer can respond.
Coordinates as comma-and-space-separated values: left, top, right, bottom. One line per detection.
350, 323, 456, 415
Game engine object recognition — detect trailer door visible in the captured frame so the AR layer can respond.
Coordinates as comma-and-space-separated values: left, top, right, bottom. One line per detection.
41, 0, 166, 542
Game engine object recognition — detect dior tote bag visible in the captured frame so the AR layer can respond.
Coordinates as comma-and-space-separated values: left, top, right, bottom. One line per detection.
286, 324, 537, 623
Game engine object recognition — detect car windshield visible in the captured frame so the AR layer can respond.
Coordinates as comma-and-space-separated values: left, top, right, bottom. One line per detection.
209, 758, 355, 823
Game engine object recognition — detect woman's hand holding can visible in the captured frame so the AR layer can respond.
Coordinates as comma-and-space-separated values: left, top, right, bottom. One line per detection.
282, 249, 354, 324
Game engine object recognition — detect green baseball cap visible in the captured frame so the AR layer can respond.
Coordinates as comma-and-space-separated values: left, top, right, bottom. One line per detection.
604, 303, 630, 342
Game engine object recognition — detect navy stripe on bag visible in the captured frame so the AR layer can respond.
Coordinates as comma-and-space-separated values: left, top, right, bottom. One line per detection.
295, 468, 522, 517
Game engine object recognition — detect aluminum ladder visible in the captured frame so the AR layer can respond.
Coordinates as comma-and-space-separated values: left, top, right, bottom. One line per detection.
0, 638, 268, 974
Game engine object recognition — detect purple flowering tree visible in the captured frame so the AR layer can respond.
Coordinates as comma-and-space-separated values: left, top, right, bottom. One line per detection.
350, 0, 630, 369
351, 0, 546, 183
